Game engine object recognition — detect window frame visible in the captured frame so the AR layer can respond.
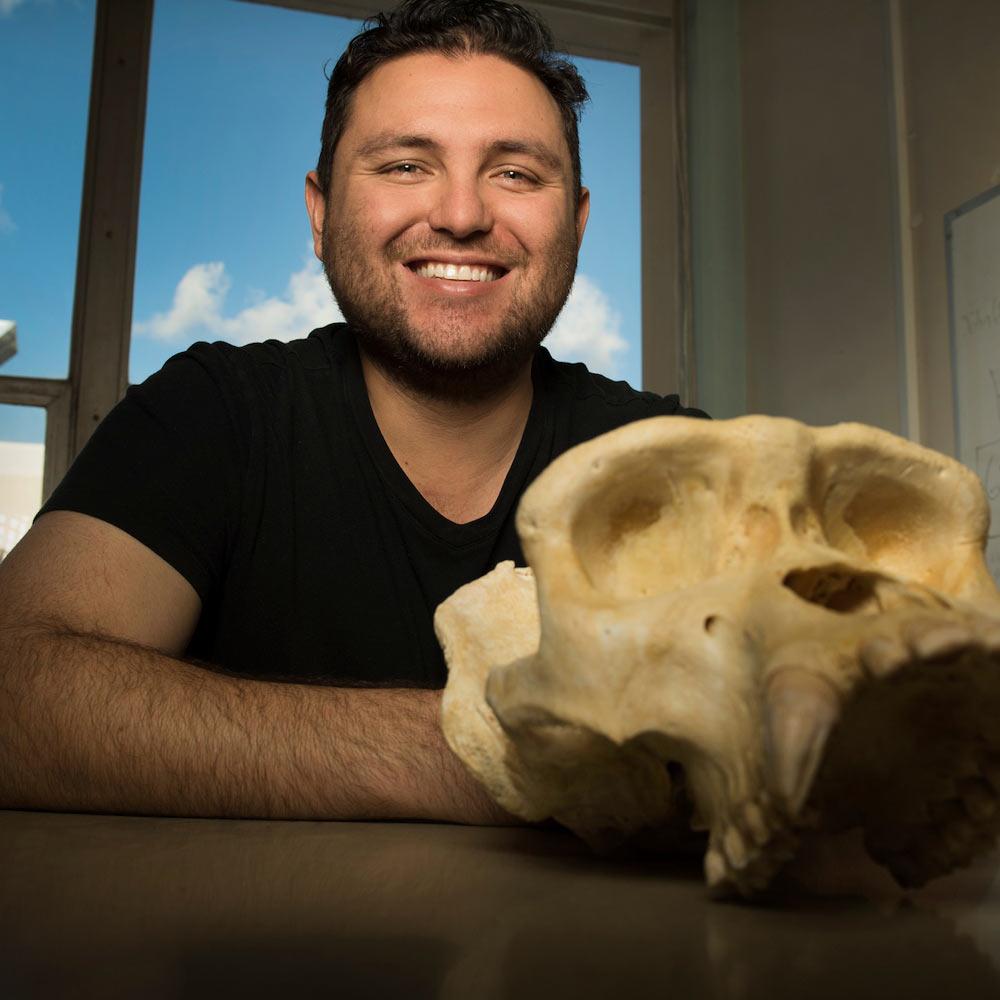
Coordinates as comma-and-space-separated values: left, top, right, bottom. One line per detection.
0, 0, 152, 498
0, 0, 688, 500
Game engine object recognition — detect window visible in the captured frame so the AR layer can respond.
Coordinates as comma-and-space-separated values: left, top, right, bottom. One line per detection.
0, 0, 96, 552
3, 0, 681, 511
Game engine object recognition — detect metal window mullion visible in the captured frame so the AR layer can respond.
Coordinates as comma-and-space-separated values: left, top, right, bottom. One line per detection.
43, 385, 73, 502
0, 375, 69, 409
65, 0, 153, 477
0, 375, 72, 504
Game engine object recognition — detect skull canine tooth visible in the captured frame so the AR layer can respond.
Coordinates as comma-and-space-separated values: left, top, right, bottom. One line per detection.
764, 669, 840, 814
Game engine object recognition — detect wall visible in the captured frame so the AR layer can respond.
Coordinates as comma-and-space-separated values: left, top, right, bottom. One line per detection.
688, 0, 747, 419
903, 0, 1000, 455
738, 0, 903, 431
690, 0, 1000, 446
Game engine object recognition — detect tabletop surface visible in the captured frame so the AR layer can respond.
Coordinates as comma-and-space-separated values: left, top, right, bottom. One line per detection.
3, 808, 1000, 999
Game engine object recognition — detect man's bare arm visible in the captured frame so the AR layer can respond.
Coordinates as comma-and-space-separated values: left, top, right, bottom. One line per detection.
0, 511, 509, 823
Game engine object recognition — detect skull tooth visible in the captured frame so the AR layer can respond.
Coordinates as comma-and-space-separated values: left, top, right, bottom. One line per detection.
723, 825, 751, 869
764, 669, 840, 814
858, 635, 909, 678
742, 801, 771, 846
904, 620, 973, 660
704, 847, 729, 889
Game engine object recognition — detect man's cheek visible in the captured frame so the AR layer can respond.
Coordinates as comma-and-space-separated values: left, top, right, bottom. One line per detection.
503, 199, 566, 240
364, 193, 427, 239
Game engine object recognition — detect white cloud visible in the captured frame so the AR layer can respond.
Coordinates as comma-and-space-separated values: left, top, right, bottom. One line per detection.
134, 257, 342, 345
545, 273, 628, 377
0, 0, 27, 16
137, 262, 629, 378
0, 184, 15, 234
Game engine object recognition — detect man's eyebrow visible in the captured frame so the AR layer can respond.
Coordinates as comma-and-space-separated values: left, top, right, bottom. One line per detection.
356, 133, 438, 158
355, 133, 566, 173
486, 139, 564, 173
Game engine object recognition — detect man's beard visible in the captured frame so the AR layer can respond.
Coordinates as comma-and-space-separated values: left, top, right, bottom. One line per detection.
321, 219, 578, 404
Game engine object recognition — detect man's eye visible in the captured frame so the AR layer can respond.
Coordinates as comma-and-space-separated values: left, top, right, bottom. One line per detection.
385, 162, 422, 177
498, 169, 536, 185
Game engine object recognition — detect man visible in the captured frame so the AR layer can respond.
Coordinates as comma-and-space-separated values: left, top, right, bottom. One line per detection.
0, 0, 703, 822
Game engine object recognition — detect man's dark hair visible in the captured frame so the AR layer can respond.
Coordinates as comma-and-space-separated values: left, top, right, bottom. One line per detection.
316, 0, 590, 204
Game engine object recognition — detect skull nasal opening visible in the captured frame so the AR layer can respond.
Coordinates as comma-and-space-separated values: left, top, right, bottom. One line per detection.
782, 565, 882, 614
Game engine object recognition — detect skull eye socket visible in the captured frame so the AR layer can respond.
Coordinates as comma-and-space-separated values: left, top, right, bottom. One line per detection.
570, 462, 723, 600
814, 454, 974, 585
572, 488, 677, 600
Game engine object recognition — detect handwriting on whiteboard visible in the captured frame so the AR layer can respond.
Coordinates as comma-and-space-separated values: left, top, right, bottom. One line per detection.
947, 186, 1000, 582
961, 296, 1000, 337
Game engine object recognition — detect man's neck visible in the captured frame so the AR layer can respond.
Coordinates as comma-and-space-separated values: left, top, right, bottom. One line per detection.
360, 352, 535, 525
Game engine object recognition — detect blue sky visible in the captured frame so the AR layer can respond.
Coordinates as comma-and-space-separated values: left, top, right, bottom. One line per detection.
0, 0, 641, 445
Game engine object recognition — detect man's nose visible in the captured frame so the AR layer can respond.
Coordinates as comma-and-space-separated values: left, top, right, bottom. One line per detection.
426, 175, 493, 238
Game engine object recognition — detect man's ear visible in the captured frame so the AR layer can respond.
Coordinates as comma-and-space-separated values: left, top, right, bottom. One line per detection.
305, 170, 327, 261
575, 186, 590, 251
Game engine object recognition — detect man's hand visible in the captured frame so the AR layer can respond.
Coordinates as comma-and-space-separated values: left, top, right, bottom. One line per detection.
0, 511, 513, 824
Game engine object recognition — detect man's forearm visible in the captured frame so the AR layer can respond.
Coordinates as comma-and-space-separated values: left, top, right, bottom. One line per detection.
0, 625, 509, 823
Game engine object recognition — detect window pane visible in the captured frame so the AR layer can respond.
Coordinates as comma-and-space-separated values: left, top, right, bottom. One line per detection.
130, 0, 360, 384
0, 404, 45, 559
549, 56, 642, 388
0, 0, 96, 379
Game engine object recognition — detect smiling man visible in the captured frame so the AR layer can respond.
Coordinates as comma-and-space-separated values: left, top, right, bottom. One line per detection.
0, 0, 703, 822
315, 50, 584, 405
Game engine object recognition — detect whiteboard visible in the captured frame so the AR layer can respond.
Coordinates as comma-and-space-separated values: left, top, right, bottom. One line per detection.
948, 184, 1000, 580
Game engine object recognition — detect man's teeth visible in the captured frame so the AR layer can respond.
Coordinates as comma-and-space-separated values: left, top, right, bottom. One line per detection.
413, 262, 500, 282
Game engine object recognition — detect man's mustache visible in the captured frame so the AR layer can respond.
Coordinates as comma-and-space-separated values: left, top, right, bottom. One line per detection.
387, 238, 524, 271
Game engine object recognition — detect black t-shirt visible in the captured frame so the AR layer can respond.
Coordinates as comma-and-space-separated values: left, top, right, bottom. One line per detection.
41, 324, 707, 686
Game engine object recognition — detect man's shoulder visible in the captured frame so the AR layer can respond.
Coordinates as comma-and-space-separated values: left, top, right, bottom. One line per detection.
172, 323, 349, 378
539, 348, 709, 429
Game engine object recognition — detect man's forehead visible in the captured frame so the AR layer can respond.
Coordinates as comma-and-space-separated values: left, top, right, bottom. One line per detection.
341, 51, 567, 151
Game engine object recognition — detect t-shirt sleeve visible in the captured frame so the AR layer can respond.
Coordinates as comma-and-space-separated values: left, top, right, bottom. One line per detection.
38, 344, 248, 601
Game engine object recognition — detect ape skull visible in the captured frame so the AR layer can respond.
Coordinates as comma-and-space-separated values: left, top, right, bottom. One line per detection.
435, 416, 1000, 896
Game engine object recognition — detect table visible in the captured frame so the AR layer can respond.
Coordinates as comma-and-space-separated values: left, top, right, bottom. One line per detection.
2, 809, 999, 998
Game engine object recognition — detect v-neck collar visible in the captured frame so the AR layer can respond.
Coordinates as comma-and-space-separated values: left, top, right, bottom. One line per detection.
341, 330, 551, 548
